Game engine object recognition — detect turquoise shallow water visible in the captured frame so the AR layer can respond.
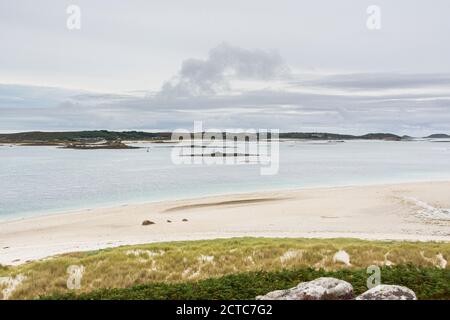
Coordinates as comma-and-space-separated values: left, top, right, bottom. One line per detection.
1, 140, 450, 221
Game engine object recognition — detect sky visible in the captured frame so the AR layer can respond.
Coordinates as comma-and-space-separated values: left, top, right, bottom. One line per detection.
1, 0, 450, 135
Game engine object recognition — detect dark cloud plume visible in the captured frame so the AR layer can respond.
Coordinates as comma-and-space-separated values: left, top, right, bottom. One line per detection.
160, 43, 289, 97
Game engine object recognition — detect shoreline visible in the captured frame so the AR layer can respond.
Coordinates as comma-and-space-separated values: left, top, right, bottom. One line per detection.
1, 180, 449, 265
4, 176, 450, 224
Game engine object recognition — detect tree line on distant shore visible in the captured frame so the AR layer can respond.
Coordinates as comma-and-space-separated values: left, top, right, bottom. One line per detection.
3, 130, 449, 144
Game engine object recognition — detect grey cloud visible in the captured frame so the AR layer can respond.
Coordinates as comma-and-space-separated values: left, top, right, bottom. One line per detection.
3, 82, 450, 136
2, 62, 450, 136
295, 73, 450, 90
160, 43, 289, 97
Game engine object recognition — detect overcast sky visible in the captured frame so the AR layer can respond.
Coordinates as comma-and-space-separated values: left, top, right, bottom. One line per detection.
1, 0, 450, 135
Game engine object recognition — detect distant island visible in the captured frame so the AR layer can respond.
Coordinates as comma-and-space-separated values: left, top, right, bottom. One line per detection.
0, 130, 448, 148
425, 134, 450, 139
279, 132, 404, 141
0, 130, 170, 149
0, 130, 171, 144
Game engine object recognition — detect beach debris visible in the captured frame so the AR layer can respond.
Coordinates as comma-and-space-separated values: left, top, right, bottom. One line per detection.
181, 267, 201, 280
403, 197, 450, 220
0, 274, 26, 300
280, 250, 303, 263
384, 252, 394, 266
436, 253, 447, 269
420, 251, 447, 268
142, 220, 155, 226
333, 250, 351, 266
356, 285, 417, 300
149, 260, 158, 271
182, 218, 188, 222
126, 249, 164, 258
256, 277, 354, 300
198, 255, 214, 263
244, 256, 255, 265
419, 251, 432, 263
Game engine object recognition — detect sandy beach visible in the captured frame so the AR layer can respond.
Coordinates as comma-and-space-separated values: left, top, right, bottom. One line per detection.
1, 181, 449, 265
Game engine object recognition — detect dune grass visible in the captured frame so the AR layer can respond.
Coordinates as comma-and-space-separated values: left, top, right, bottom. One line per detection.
1, 237, 449, 299
44, 266, 450, 300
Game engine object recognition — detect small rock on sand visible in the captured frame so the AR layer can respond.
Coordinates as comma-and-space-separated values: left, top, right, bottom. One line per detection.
142, 220, 155, 226
166, 220, 172, 223
182, 219, 188, 222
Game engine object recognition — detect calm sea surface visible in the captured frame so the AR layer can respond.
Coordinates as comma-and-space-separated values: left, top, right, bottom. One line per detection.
1, 140, 450, 221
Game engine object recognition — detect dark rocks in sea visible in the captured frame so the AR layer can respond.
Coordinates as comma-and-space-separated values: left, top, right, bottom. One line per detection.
142, 220, 155, 226
63, 140, 139, 150
182, 219, 188, 222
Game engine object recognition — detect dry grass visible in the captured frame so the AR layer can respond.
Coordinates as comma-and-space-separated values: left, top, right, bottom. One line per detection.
1, 237, 449, 299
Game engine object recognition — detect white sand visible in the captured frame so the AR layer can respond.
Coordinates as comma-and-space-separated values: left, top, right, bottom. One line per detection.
1, 181, 449, 265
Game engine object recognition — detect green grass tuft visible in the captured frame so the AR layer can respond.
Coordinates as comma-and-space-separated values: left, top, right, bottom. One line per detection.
42, 266, 450, 300
1, 237, 448, 299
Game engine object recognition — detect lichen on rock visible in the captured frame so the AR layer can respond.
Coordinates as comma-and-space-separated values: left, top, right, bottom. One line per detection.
256, 277, 354, 300
356, 285, 417, 300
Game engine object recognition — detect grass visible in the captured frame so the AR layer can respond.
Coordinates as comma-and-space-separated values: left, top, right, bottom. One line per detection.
43, 266, 450, 300
0, 237, 449, 299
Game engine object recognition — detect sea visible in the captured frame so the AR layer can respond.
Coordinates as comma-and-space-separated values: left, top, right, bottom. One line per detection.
1, 139, 450, 221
